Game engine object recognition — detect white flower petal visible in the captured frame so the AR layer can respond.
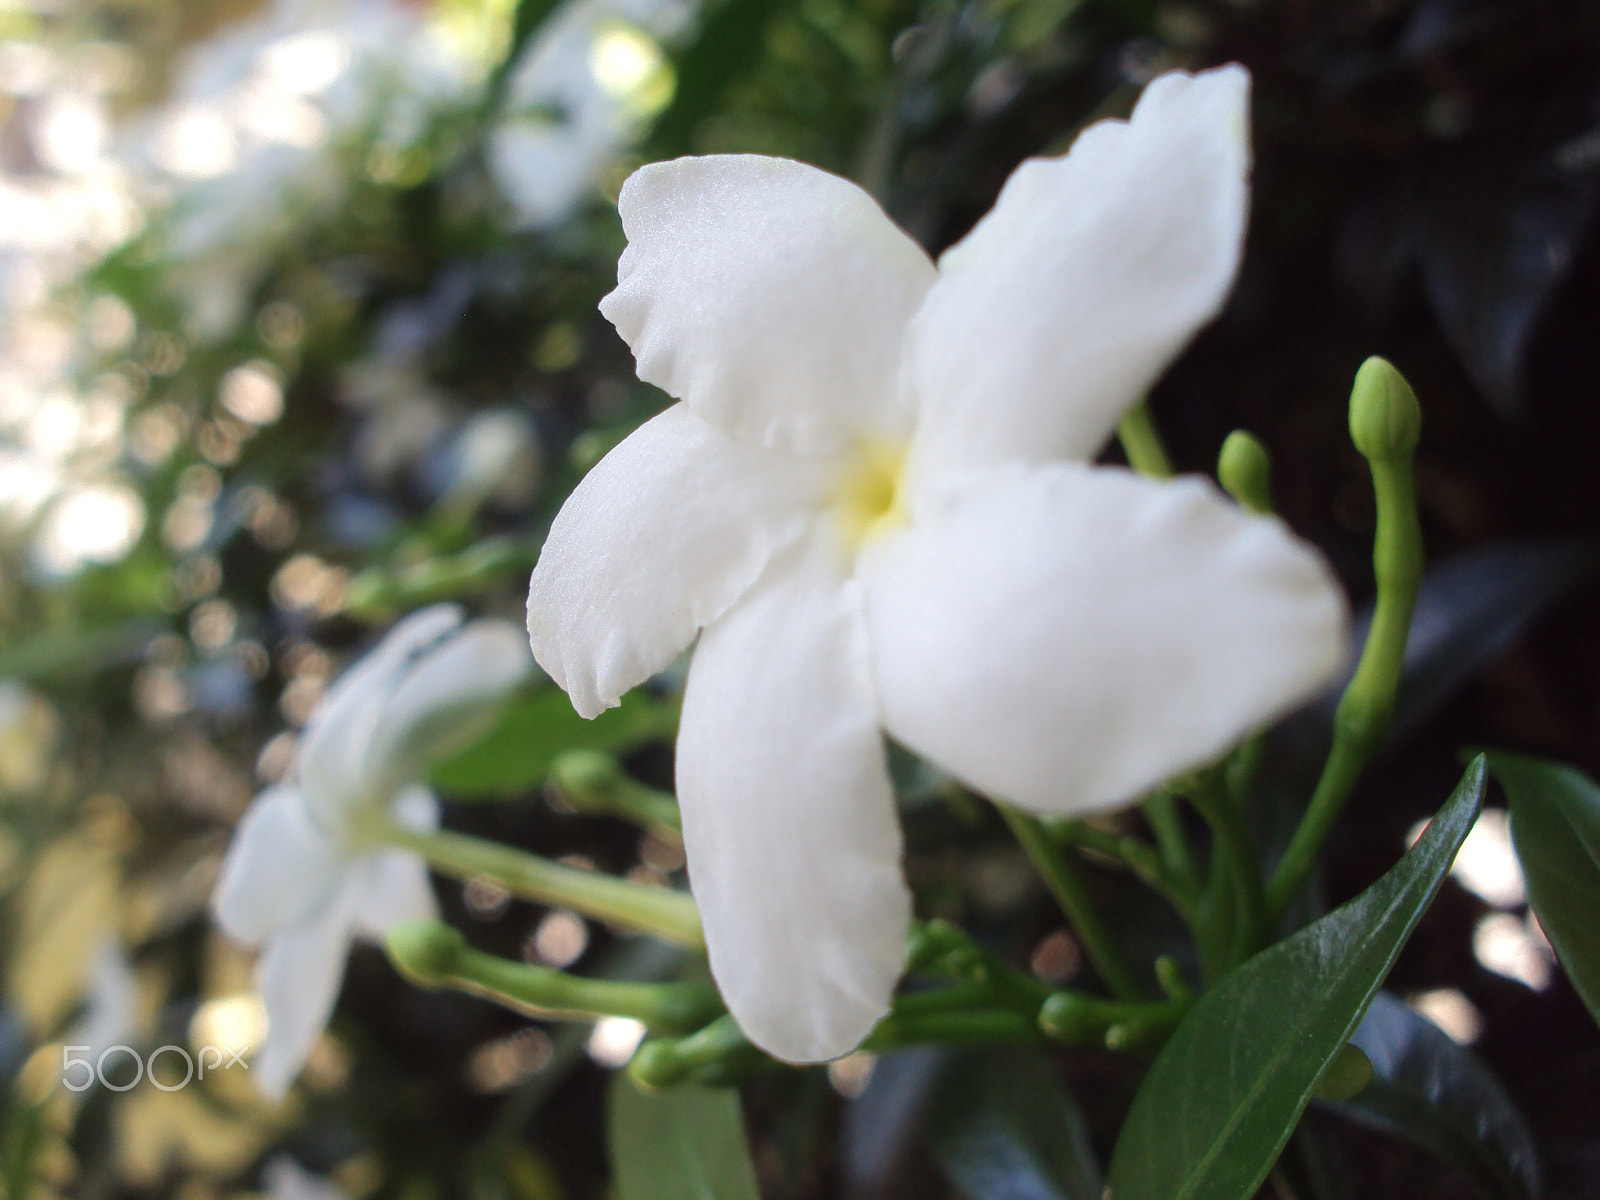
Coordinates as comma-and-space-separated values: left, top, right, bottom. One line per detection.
599, 155, 936, 454
251, 890, 356, 1099
363, 618, 532, 792
351, 784, 439, 938
350, 847, 438, 940
861, 463, 1348, 816
677, 530, 910, 1063
905, 67, 1251, 481
213, 786, 345, 945
298, 605, 465, 824
528, 403, 833, 717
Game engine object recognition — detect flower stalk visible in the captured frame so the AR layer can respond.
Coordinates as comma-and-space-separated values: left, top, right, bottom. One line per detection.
1267, 358, 1424, 917
1048, 817, 1201, 923
385, 920, 718, 1031
378, 820, 705, 949
997, 806, 1144, 1000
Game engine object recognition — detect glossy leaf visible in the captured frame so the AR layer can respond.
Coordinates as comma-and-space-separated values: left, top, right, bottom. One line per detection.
1106, 758, 1485, 1200
925, 1046, 1102, 1200
1491, 752, 1600, 1028
1417, 120, 1599, 415
608, 1075, 760, 1200
431, 687, 677, 797
1329, 992, 1540, 1200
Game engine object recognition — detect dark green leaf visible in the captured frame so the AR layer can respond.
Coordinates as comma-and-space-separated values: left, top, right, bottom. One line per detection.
925, 1045, 1102, 1200
430, 687, 677, 797
1390, 542, 1597, 739
1105, 758, 1485, 1200
1417, 113, 1600, 415
1491, 752, 1600, 1029
1326, 992, 1540, 1200
608, 1075, 760, 1200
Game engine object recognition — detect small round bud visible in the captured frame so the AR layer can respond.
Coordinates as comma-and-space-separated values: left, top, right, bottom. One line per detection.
385, 919, 465, 987
1314, 1043, 1373, 1101
549, 749, 625, 812
1039, 992, 1098, 1042
1218, 431, 1273, 514
1349, 357, 1421, 462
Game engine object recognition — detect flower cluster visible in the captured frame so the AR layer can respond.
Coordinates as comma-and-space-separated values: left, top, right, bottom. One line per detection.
527, 65, 1349, 1061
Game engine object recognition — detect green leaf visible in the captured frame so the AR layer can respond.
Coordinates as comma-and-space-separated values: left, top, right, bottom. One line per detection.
1491, 752, 1600, 1029
608, 1075, 760, 1200
647, 0, 794, 157
1327, 992, 1540, 1200
430, 688, 677, 798
925, 1046, 1102, 1200
1105, 757, 1485, 1200
1390, 542, 1596, 739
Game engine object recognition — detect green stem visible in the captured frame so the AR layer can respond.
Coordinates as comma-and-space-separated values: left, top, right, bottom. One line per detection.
1186, 772, 1269, 970
1141, 790, 1202, 893
1050, 818, 1201, 922
998, 807, 1144, 1000
1267, 360, 1424, 918
1117, 402, 1175, 478
382, 822, 704, 949
864, 1008, 1040, 1050
386, 920, 717, 1031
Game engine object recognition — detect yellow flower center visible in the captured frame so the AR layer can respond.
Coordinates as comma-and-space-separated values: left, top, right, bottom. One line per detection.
831, 440, 909, 555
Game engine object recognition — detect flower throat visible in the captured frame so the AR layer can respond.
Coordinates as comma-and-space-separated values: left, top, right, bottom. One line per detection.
832, 439, 909, 555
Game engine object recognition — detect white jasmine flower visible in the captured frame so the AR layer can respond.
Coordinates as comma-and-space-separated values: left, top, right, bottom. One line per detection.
213, 605, 531, 1096
526, 66, 1349, 1062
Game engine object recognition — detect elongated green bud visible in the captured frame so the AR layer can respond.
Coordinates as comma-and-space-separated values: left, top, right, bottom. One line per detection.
1266, 356, 1426, 917
386, 919, 466, 986
549, 750, 681, 832
386, 918, 718, 1031
1349, 357, 1421, 462
1217, 430, 1273, 514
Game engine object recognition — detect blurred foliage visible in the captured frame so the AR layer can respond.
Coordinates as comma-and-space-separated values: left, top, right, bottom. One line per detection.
1, 0, 1600, 1196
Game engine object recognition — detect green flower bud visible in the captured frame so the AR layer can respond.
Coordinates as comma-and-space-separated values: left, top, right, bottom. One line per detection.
385, 919, 465, 987
549, 749, 682, 831
1313, 1043, 1373, 1101
549, 749, 626, 810
1348, 357, 1421, 462
1218, 430, 1273, 514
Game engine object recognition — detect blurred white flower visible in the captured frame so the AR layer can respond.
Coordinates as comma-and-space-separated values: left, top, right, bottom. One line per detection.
527, 67, 1349, 1061
264, 1154, 350, 1200
442, 408, 543, 510
488, 0, 688, 229
212, 605, 532, 1097
133, 0, 477, 341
